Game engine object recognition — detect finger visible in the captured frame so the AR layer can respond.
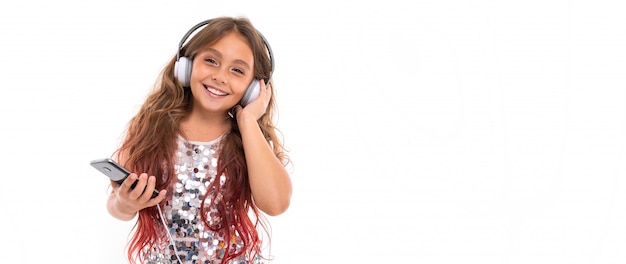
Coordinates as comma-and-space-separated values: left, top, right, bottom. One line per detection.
121, 173, 138, 193
129, 173, 148, 199
148, 189, 168, 206
139, 176, 158, 202
264, 81, 272, 95
257, 80, 268, 100
233, 105, 243, 115
263, 82, 272, 103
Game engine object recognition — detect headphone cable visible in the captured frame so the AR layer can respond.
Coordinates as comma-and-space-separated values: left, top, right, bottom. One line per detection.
156, 204, 185, 264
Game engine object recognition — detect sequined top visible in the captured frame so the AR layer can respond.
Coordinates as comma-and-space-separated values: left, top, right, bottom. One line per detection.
144, 135, 264, 264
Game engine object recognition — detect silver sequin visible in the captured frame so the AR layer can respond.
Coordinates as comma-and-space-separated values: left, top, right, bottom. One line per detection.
144, 136, 264, 264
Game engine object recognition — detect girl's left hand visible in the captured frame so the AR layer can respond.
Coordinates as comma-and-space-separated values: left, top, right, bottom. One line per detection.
234, 79, 271, 122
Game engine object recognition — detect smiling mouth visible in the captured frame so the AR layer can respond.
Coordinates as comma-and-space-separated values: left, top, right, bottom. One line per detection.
204, 85, 228, 96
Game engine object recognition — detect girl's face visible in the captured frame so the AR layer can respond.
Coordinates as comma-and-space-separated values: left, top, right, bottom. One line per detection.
189, 31, 255, 115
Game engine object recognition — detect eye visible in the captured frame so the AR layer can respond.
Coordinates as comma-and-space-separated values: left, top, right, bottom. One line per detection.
231, 67, 245, 75
204, 57, 218, 65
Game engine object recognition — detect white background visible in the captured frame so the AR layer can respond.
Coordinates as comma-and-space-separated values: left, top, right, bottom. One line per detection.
1, 0, 625, 263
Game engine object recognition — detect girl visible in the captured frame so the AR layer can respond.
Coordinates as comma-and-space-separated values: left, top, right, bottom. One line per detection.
106, 17, 292, 264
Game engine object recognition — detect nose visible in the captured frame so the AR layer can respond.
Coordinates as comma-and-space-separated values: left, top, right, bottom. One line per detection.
211, 75, 226, 84
211, 68, 228, 84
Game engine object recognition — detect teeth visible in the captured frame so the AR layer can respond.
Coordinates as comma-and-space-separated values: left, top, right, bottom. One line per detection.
206, 86, 227, 96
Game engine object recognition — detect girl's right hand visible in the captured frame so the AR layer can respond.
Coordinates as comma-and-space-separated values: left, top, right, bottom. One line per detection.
113, 173, 167, 215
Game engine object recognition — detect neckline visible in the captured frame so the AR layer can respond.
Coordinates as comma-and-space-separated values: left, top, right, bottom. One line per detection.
178, 133, 224, 145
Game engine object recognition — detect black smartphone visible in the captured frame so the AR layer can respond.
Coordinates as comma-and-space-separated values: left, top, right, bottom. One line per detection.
90, 158, 160, 198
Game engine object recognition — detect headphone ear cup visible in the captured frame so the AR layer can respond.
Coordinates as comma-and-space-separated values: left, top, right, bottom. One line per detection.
174, 56, 192, 87
239, 79, 261, 106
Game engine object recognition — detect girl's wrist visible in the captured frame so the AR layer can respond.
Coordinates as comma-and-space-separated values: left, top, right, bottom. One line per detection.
236, 112, 259, 129
115, 198, 137, 216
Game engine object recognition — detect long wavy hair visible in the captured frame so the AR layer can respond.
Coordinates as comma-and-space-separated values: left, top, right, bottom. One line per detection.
113, 17, 288, 264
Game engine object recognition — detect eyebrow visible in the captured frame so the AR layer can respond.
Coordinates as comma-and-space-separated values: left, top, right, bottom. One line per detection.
202, 48, 252, 70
